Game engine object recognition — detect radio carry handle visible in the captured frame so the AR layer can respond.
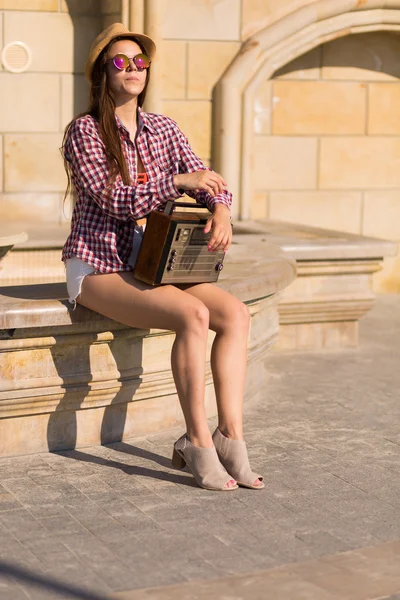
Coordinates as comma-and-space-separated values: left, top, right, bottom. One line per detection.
163, 201, 209, 216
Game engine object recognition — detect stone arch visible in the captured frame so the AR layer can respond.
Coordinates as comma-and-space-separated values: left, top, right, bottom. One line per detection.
212, 0, 400, 219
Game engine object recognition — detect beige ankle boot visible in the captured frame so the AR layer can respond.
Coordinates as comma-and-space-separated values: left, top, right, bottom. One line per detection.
212, 428, 264, 490
172, 434, 238, 491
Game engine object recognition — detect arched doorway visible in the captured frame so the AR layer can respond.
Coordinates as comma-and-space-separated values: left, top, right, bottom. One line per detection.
213, 0, 400, 220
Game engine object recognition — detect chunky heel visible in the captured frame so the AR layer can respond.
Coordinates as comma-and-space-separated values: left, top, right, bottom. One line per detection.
172, 434, 238, 491
171, 447, 186, 469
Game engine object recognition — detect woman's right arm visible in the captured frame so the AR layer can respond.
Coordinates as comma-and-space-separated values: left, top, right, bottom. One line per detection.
65, 118, 182, 221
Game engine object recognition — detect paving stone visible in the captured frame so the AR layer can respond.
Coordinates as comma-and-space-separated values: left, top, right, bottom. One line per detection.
1, 296, 400, 597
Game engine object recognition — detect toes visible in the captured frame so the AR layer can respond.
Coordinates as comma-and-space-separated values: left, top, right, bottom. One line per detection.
225, 479, 237, 489
254, 478, 263, 487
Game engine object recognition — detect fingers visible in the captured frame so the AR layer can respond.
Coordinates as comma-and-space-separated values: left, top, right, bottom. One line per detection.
207, 223, 232, 252
195, 171, 227, 196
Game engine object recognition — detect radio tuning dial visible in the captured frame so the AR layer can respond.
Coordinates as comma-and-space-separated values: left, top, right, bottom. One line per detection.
215, 262, 224, 272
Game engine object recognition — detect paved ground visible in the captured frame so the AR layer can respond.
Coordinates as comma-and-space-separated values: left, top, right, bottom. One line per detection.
0, 294, 400, 599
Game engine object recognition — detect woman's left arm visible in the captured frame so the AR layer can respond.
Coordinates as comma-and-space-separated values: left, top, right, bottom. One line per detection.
176, 127, 233, 251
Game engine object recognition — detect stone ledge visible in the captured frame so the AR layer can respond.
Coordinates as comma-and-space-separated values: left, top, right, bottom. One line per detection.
0, 241, 295, 457
233, 220, 398, 350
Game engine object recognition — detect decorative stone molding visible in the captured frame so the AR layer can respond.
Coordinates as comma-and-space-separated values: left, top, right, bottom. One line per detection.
232, 219, 398, 350
213, 0, 400, 218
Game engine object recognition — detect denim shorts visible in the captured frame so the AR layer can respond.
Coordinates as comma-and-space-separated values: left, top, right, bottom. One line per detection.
65, 225, 144, 308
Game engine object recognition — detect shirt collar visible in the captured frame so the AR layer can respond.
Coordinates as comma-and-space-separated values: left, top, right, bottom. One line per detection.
115, 108, 156, 136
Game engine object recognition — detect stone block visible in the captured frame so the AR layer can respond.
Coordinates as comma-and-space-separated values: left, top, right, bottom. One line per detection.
363, 192, 400, 240
254, 80, 272, 135
319, 137, 400, 189
163, 100, 211, 160
322, 32, 400, 81
250, 191, 269, 220
163, 0, 241, 41
368, 83, 400, 135
60, 0, 100, 14
0, 193, 62, 223
269, 191, 362, 235
373, 254, 400, 293
253, 136, 318, 190
0, 73, 59, 133
0, 13, 3, 73
162, 41, 186, 100
0, 136, 2, 193
273, 46, 321, 80
4, 11, 102, 74
272, 81, 367, 135
1, 0, 58, 9
60, 74, 90, 129
187, 41, 240, 100
241, 0, 315, 39
4, 134, 65, 193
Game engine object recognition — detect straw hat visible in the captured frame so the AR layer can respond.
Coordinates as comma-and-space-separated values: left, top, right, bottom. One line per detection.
85, 22, 156, 83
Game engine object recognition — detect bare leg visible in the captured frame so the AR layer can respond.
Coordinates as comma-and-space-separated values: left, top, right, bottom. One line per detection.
182, 284, 261, 487
78, 272, 212, 448
181, 284, 250, 440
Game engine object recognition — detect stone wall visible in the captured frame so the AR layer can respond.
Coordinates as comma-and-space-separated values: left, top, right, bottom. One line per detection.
252, 31, 400, 292
1, 0, 400, 291
0, 0, 120, 225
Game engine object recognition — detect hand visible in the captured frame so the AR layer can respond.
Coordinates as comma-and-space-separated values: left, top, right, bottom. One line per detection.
204, 204, 232, 253
174, 170, 227, 197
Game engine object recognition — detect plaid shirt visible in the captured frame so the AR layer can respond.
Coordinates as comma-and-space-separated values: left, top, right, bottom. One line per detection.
61, 110, 232, 273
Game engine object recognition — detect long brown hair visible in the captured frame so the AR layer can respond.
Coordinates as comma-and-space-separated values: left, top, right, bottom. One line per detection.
62, 36, 151, 201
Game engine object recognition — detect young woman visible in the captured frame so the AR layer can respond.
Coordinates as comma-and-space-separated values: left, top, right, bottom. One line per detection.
62, 23, 263, 491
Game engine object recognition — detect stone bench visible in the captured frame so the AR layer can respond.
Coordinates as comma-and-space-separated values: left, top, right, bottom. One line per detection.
233, 220, 398, 351
0, 240, 296, 457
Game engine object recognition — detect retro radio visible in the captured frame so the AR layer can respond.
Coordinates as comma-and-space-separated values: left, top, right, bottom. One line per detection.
133, 201, 226, 285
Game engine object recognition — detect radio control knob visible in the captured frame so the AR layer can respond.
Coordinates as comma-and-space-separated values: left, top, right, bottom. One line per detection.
172, 250, 177, 256
215, 262, 224, 272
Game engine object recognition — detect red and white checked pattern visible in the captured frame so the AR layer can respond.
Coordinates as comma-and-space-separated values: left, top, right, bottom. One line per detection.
62, 111, 233, 273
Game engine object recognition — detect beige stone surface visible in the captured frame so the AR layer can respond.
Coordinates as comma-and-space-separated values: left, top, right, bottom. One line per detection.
161, 41, 186, 100
0, 193, 62, 223
363, 191, 400, 240
0, 12, 3, 72
187, 41, 240, 99
254, 80, 272, 135
322, 32, 400, 82
273, 46, 321, 80
163, 0, 241, 41
319, 137, 400, 189
374, 254, 400, 293
60, 74, 89, 129
269, 191, 362, 235
253, 136, 318, 190
272, 81, 367, 135
241, 0, 315, 39
250, 191, 269, 220
368, 83, 400, 134
4, 134, 65, 193
0, 0, 58, 9
60, 0, 101, 13
0, 74, 59, 133
3, 11, 102, 74
0, 136, 2, 193
163, 100, 211, 160
275, 321, 358, 351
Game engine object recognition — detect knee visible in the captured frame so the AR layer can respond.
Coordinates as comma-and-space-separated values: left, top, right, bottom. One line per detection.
181, 301, 210, 335
234, 300, 251, 333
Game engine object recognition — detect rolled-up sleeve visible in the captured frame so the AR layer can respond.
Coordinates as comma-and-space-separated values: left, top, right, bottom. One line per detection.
65, 118, 182, 221
175, 126, 232, 212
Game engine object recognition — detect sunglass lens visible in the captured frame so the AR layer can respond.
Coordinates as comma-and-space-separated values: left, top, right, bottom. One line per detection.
134, 54, 150, 69
113, 54, 129, 70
